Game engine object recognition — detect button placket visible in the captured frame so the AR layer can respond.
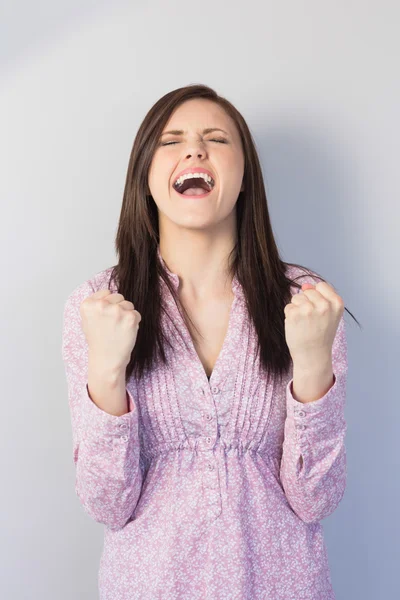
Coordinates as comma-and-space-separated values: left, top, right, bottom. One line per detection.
116, 421, 130, 441
203, 455, 220, 520
295, 408, 307, 430
200, 381, 220, 518
200, 384, 217, 441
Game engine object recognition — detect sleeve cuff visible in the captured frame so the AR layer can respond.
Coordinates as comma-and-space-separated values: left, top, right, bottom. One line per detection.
81, 383, 138, 441
287, 374, 337, 410
286, 371, 346, 433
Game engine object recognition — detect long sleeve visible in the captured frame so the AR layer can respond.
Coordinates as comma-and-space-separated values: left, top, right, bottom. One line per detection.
280, 293, 348, 525
61, 279, 144, 532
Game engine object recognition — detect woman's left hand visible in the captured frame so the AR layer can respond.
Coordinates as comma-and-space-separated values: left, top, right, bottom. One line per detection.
284, 281, 345, 369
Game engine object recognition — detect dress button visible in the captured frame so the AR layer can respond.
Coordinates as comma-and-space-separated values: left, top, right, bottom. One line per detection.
298, 411, 306, 418
212, 386, 220, 394
297, 424, 306, 431
121, 435, 129, 441
119, 423, 128, 429
206, 414, 212, 420
206, 437, 212, 444
208, 463, 214, 470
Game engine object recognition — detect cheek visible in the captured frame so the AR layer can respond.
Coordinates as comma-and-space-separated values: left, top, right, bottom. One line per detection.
221, 152, 244, 177
149, 158, 176, 188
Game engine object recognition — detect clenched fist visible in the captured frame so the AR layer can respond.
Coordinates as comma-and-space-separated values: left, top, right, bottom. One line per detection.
80, 289, 142, 374
284, 281, 344, 369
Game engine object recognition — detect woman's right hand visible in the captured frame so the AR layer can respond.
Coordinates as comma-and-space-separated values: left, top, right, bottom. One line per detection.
80, 289, 142, 374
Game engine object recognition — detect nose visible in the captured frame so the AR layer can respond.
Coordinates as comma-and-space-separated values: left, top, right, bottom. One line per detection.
183, 138, 207, 160
186, 150, 204, 159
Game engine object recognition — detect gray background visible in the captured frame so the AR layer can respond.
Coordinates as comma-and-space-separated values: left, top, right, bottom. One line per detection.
1, 1, 398, 598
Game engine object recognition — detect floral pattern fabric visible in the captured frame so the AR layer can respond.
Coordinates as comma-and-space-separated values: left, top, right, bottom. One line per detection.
62, 251, 348, 599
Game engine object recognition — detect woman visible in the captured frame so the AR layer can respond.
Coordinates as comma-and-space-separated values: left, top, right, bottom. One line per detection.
62, 84, 360, 599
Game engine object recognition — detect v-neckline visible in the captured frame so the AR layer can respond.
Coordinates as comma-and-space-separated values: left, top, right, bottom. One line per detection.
156, 246, 243, 387
179, 290, 238, 387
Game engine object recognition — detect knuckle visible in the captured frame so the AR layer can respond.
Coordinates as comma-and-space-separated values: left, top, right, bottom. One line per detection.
318, 300, 330, 314
336, 297, 345, 310
80, 297, 92, 315
98, 298, 111, 311
126, 313, 136, 327
284, 304, 293, 317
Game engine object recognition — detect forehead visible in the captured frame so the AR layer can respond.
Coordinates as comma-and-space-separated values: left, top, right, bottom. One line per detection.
164, 99, 237, 136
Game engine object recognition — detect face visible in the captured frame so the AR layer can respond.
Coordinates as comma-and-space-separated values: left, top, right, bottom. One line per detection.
147, 98, 245, 232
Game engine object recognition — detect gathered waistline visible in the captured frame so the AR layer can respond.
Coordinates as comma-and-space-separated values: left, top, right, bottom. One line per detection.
140, 438, 282, 462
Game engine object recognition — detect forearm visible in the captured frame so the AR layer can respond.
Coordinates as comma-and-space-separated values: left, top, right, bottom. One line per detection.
292, 355, 334, 403
87, 357, 130, 416
75, 382, 143, 530
77, 369, 142, 530
281, 355, 347, 524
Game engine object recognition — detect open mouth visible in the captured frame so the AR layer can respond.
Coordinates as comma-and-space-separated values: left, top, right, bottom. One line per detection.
173, 174, 215, 198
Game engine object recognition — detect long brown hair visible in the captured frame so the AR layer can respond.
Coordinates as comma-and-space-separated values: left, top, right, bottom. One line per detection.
106, 83, 361, 384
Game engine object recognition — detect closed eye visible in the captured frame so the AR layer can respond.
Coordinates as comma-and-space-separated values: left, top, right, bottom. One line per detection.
160, 138, 228, 146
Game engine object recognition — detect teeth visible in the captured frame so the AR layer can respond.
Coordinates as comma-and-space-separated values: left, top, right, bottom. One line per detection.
173, 172, 214, 189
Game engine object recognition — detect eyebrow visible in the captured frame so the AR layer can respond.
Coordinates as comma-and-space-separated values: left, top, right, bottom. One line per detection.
160, 127, 229, 137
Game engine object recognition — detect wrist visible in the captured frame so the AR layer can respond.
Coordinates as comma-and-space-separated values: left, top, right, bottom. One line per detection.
88, 355, 126, 386
292, 359, 334, 403
87, 363, 129, 417
291, 351, 332, 374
